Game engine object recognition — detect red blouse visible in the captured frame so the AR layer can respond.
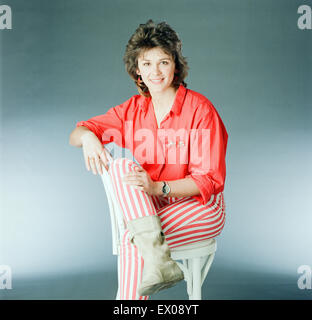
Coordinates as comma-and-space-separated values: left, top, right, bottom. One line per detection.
76, 83, 228, 205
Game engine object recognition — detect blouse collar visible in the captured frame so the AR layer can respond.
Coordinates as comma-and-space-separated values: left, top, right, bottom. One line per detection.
139, 83, 187, 116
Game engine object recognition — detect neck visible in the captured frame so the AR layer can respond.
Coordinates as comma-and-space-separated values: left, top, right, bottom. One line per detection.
150, 86, 178, 111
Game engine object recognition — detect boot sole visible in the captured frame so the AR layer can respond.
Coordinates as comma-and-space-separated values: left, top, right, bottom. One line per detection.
138, 273, 184, 296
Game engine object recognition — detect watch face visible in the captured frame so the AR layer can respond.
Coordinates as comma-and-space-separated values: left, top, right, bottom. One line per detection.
163, 183, 170, 194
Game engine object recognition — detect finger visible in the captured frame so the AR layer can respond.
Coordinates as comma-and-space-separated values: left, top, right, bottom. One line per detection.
123, 176, 143, 185
122, 177, 142, 186
83, 149, 91, 171
134, 186, 144, 191
89, 157, 97, 175
100, 150, 109, 171
127, 182, 144, 190
102, 148, 113, 162
127, 171, 143, 178
94, 156, 103, 175
100, 162, 107, 173
133, 167, 143, 174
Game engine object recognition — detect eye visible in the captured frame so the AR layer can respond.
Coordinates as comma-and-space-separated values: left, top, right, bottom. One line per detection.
162, 61, 169, 65
143, 62, 150, 66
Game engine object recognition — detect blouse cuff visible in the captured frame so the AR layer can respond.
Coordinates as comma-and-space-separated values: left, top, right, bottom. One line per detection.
186, 173, 214, 205
76, 121, 103, 143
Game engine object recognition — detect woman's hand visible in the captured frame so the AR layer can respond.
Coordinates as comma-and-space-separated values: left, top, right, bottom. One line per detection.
122, 166, 158, 196
81, 131, 110, 174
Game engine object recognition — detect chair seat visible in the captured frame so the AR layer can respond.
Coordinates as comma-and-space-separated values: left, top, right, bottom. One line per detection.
171, 238, 217, 260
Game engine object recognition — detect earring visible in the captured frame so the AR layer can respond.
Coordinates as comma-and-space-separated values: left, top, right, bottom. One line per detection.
137, 75, 143, 85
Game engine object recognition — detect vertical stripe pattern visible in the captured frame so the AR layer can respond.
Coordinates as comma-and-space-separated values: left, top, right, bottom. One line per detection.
109, 158, 226, 300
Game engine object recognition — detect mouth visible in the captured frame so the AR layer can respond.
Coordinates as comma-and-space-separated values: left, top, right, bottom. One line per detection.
149, 78, 164, 84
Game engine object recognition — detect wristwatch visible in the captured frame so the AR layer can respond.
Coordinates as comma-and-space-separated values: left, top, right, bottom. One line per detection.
161, 181, 171, 197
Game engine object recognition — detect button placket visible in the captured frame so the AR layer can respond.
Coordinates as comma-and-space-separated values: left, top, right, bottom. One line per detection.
167, 140, 175, 148
166, 139, 186, 149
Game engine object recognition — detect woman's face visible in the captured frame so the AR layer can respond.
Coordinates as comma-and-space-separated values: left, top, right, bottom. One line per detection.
136, 47, 176, 95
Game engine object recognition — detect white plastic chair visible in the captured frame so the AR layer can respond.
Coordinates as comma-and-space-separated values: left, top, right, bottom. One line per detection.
100, 154, 217, 300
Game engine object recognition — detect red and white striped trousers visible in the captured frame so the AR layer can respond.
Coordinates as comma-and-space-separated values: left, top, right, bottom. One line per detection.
108, 158, 226, 300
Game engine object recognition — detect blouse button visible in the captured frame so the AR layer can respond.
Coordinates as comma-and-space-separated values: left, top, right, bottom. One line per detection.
167, 141, 175, 148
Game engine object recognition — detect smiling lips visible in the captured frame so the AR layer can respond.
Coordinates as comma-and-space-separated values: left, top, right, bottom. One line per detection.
150, 78, 164, 84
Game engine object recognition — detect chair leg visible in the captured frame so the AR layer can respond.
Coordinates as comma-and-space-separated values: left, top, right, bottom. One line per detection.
182, 259, 193, 299
116, 255, 121, 300
191, 257, 202, 300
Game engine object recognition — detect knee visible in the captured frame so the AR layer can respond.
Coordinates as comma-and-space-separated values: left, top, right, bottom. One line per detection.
108, 157, 140, 175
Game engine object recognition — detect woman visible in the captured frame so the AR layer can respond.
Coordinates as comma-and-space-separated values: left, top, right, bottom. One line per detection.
69, 19, 228, 300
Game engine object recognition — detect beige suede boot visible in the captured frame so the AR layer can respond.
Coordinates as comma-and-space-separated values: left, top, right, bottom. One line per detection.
127, 215, 184, 296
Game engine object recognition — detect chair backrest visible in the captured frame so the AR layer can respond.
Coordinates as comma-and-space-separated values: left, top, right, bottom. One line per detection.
100, 158, 125, 255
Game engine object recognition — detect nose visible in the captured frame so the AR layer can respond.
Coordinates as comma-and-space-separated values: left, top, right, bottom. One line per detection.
151, 63, 161, 75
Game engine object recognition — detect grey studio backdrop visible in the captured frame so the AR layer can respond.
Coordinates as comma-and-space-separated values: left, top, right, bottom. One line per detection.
0, 0, 311, 300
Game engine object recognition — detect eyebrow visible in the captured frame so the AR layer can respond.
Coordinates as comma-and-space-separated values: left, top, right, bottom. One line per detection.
141, 57, 171, 61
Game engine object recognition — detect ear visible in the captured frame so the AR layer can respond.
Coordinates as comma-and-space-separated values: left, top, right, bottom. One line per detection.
136, 68, 140, 76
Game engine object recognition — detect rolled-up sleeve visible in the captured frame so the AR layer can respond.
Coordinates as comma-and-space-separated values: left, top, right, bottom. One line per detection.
76, 104, 124, 147
186, 103, 228, 205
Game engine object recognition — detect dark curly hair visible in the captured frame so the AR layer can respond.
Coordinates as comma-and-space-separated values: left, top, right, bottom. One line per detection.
123, 19, 189, 97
